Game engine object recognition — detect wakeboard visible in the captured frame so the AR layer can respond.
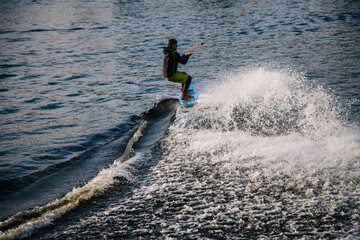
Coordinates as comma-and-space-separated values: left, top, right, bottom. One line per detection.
179, 86, 198, 105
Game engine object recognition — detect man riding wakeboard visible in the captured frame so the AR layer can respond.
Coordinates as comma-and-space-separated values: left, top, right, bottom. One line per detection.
162, 38, 194, 100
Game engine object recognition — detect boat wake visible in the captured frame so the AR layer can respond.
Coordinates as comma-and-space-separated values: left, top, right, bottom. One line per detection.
0, 99, 179, 240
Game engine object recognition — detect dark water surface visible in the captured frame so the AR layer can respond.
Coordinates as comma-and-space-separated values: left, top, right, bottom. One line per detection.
0, 0, 359, 239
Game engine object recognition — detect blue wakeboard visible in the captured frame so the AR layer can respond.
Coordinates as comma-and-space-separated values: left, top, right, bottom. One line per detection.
179, 86, 198, 105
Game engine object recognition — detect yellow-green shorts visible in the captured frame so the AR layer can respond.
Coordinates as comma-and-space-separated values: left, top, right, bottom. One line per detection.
165, 71, 188, 84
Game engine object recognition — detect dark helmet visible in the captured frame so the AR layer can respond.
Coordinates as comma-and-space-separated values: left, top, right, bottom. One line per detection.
167, 38, 178, 49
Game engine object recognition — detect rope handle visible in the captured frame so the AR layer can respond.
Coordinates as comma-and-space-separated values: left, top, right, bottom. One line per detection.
187, 0, 261, 55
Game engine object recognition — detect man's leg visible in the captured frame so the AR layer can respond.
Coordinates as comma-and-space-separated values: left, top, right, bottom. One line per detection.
181, 75, 194, 94
166, 71, 194, 100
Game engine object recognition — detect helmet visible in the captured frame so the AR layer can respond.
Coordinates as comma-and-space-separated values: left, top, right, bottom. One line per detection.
167, 38, 178, 49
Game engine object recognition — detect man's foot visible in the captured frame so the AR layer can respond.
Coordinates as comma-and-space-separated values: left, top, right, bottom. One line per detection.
181, 94, 194, 101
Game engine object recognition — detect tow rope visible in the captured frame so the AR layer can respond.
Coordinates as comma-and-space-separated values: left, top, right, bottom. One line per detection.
188, 0, 262, 55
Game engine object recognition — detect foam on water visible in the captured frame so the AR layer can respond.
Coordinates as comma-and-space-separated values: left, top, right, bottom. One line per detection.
171, 65, 360, 212
175, 66, 359, 178
147, 66, 360, 238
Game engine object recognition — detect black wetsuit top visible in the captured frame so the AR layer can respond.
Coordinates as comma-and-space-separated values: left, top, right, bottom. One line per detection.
162, 47, 190, 78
